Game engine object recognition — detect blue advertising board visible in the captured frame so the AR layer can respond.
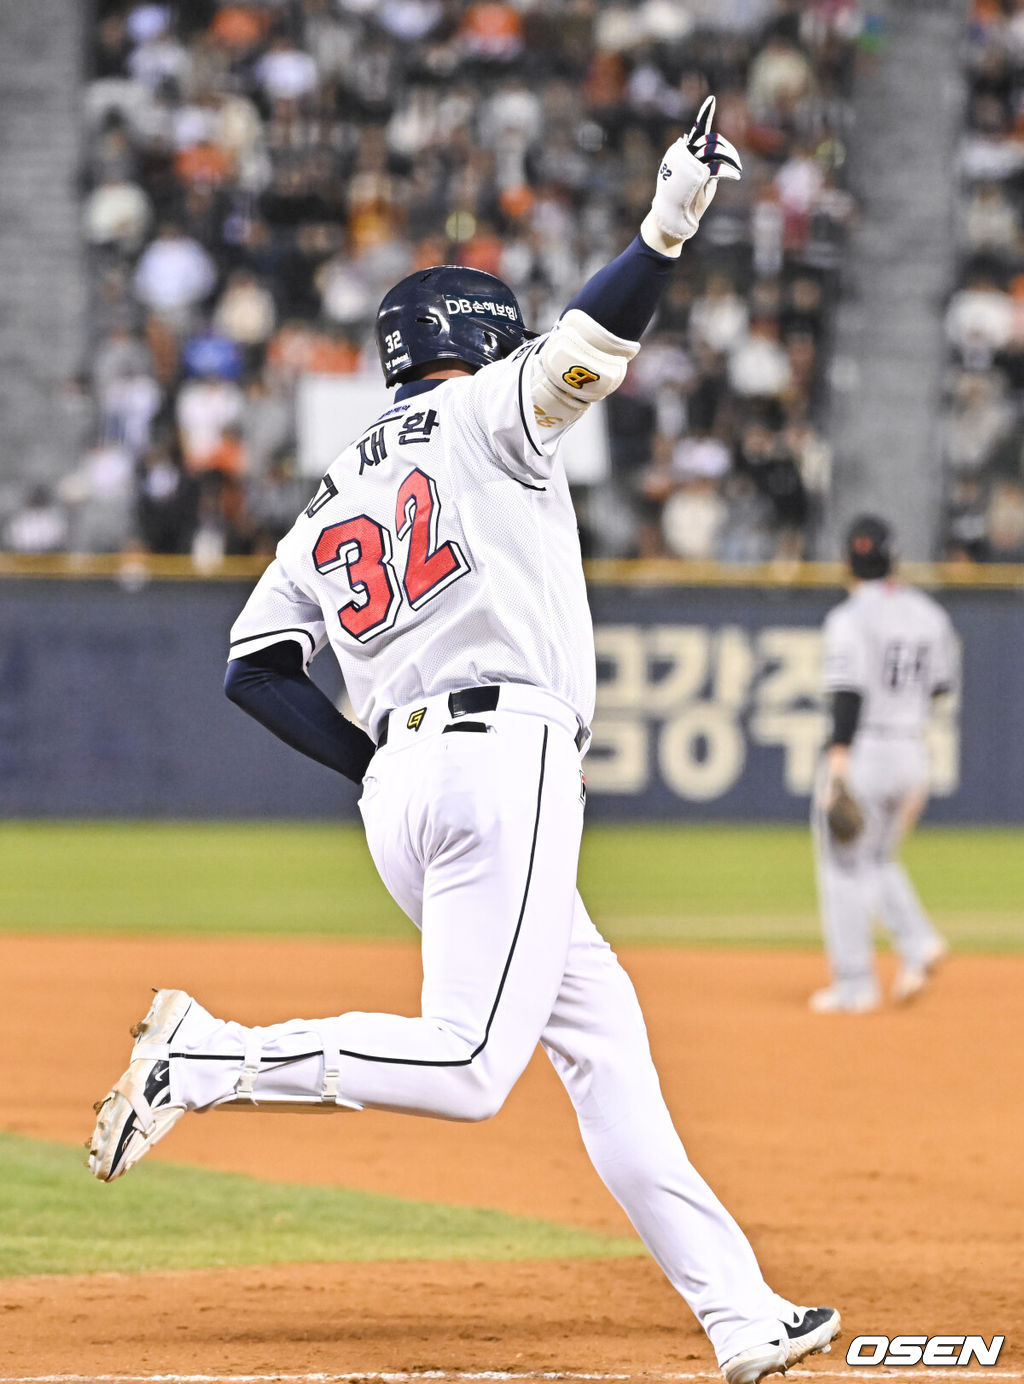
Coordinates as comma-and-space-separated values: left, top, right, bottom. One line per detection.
0, 577, 1021, 821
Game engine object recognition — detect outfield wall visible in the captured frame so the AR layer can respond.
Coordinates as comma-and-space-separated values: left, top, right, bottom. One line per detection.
1, 573, 1022, 822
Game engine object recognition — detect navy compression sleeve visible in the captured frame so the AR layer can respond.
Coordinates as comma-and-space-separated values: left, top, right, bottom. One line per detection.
224, 642, 375, 784
830, 690, 863, 747
564, 234, 677, 340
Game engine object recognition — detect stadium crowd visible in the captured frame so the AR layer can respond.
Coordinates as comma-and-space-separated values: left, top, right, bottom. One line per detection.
942, 0, 1024, 562
3, 0, 863, 562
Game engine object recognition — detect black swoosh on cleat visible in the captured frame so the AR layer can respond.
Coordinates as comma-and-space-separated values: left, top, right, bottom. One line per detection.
108, 1111, 139, 1177
143, 1060, 170, 1106
785, 1307, 838, 1343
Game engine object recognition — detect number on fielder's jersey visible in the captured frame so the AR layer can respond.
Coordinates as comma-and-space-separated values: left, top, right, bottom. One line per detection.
882, 640, 930, 691
313, 467, 470, 642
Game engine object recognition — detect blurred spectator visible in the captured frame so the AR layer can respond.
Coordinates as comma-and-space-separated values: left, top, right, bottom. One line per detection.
944, 271, 1013, 369
58, 441, 136, 552
3, 487, 70, 554
174, 137, 231, 191
126, 7, 173, 49
93, 12, 131, 79
946, 475, 990, 562
181, 327, 243, 382
728, 318, 793, 399
784, 411, 831, 511
60, 372, 100, 460
208, 5, 269, 57
196, 421, 247, 483
944, 370, 1014, 473
242, 375, 295, 477
136, 442, 198, 553
643, 410, 737, 560
962, 180, 1020, 257
213, 271, 277, 352
690, 273, 750, 355
459, 4, 526, 65
378, 1, 445, 44
245, 451, 312, 551
662, 480, 727, 560
671, 431, 732, 482
985, 478, 1024, 559
736, 419, 809, 555
83, 173, 152, 251
133, 223, 216, 328
716, 473, 773, 562
92, 326, 153, 400
176, 370, 245, 471
775, 143, 826, 256
254, 36, 319, 105
316, 250, 377, 327
100, 363, 162, 456
127, 25, 192, 90
747, 36, 814, 123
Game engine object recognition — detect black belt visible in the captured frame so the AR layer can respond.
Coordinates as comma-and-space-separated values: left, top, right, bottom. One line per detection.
377, 686, 587, 750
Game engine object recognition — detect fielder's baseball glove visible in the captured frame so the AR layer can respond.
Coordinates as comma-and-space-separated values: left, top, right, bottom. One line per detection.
826, 778, 864, 844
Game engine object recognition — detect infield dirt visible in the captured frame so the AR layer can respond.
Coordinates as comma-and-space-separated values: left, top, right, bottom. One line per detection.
1, 936, 1020, 1377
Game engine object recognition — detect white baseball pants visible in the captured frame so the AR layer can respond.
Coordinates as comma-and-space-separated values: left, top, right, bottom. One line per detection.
813, 736, 945, 1003
172, 691, 792, 1362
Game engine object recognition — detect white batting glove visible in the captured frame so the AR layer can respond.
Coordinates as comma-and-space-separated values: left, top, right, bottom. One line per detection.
641, 96, 743, 257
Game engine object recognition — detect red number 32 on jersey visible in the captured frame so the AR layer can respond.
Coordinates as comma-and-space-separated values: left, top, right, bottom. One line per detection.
312, 467, 470, 642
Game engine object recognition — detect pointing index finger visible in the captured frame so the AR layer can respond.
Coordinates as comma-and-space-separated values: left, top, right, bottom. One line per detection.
692, 94, 716, 141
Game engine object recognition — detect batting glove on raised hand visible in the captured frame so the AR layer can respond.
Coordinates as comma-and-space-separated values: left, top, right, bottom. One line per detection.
642, 96, 743, 255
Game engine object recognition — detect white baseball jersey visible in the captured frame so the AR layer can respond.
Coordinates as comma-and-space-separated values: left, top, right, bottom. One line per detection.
228, 336, 595, 739
822, 579, 956, 738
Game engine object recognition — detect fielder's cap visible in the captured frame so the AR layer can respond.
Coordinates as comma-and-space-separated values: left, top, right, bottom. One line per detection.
845, 514, 893, 579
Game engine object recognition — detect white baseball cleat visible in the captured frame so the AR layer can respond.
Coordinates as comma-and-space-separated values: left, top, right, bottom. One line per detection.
808, 985, 879, 1015
721, 1306, 841, 1384
891, 967, 928, 1004
892, 937, 949, 1005
88, 988, 194, 1182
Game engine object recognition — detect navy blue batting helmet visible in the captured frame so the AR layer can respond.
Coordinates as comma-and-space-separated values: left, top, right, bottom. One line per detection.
846, 514, 894, 579
375, 266, 533, 387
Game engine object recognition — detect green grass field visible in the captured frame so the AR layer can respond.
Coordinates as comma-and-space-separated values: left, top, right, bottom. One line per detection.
0, 1133, 641, 1277
1, 821, 1021, 949
2, 821, 1020, 1279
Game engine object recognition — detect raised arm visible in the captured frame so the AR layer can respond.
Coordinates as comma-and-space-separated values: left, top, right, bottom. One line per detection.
529, 96, 742, 430
566, 96, 742, 337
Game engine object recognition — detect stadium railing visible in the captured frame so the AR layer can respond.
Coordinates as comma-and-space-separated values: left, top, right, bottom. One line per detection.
1, 555, 1023, 590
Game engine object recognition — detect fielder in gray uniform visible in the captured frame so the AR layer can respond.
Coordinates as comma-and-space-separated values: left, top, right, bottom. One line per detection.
811, 516, 956, 1014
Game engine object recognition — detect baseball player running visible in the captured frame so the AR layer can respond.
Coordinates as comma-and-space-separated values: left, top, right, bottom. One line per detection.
90, 99, 839, 1383
811, 516, 956, 1013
